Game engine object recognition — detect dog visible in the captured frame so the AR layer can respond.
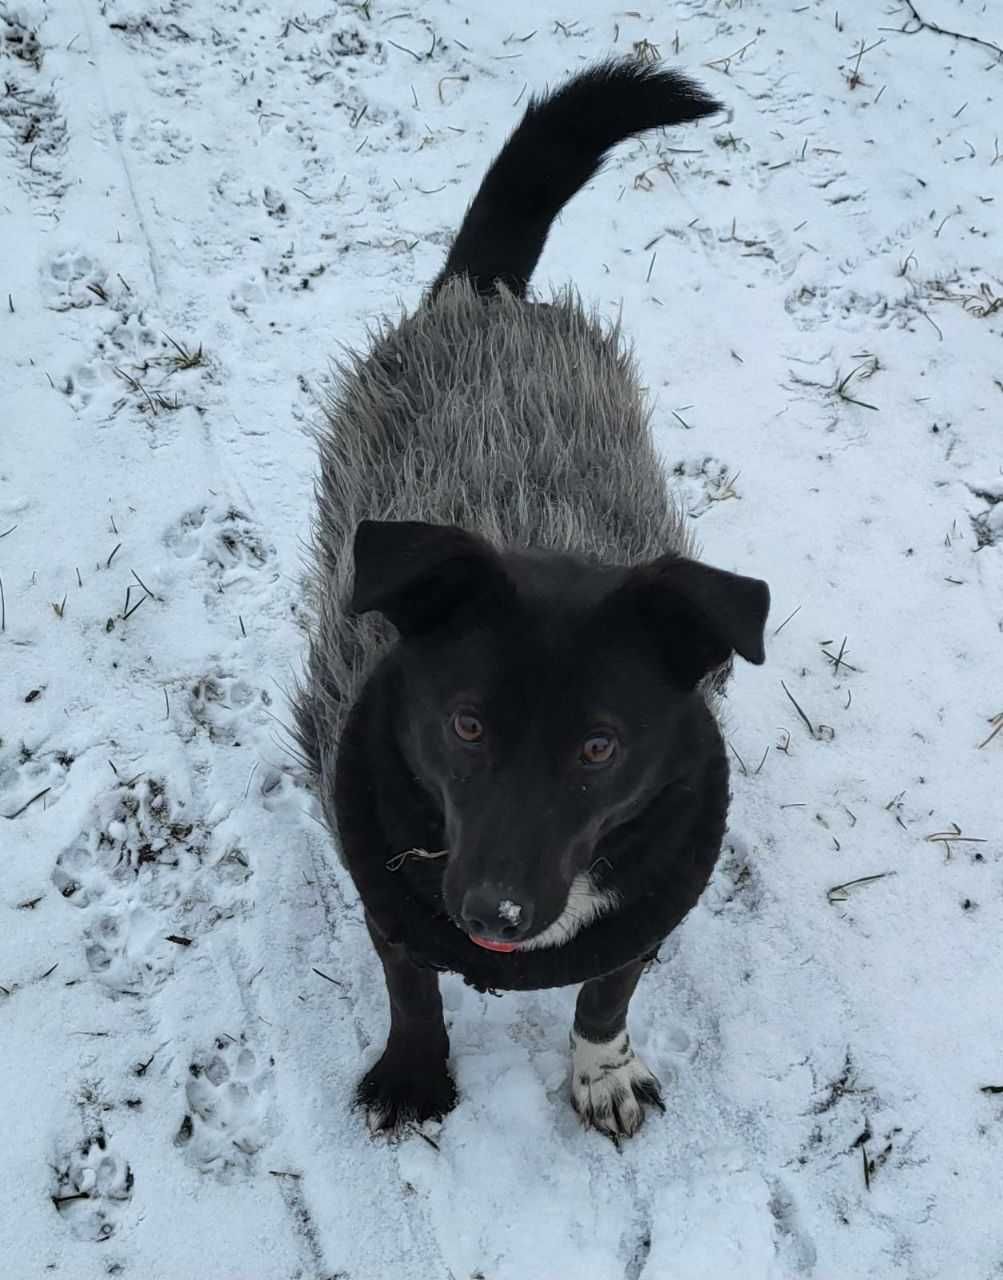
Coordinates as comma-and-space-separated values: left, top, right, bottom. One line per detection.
294, 59, 770, 1142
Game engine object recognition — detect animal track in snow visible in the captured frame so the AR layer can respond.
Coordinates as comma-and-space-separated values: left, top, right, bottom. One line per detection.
52, 776, 207, 909
52, 1128, 134, 1242
0, 11, 68, 201
262, 184, 288, 220
182, 672, 270, 745
60, 312, 165, 411
1, 11, 43, 69
707, 837, 764, 916
52, 775, 252, 994
123, 110, 196, 164
104, 2, 206, 71
0, 738, 74, 820
228, 248, 330, 311
768, 1178, 818, 1273
98, 310, 163, 357
968, 480, 1003, 550
796, 1047, 903, 1190
41, 250, 110, 311
784, 280, 926, 333
164, 501, 278, 603
671, 456, 740, 519
174, 1034, 272, 1180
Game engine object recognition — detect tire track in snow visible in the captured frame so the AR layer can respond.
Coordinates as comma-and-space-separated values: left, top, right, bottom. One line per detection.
59, 0, 165, 294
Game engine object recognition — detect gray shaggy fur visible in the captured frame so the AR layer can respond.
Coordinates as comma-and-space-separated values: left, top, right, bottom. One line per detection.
294, 278, 698, 782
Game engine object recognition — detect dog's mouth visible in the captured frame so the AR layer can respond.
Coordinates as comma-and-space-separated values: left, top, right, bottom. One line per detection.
468, 935, 521, 954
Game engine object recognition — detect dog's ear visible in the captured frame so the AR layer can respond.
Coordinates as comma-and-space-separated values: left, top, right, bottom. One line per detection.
619, 555, 770, 688
351, 520, 509, 637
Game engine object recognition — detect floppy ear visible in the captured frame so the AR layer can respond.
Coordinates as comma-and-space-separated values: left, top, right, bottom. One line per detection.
621, 554, 770, 689
350, 520, 509, 637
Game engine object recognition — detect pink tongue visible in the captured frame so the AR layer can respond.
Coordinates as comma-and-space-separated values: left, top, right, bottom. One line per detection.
470, 936, 518, 953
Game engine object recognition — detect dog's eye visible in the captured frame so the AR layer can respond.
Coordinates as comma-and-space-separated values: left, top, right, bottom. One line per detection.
452, 711, 484, 743
581, 733, 617, 766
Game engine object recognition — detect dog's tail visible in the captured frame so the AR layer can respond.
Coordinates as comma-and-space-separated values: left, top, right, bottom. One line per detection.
431, 59, 721, 299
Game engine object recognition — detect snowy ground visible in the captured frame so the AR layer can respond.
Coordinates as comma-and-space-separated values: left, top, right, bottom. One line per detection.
2, 0, 1002, 1276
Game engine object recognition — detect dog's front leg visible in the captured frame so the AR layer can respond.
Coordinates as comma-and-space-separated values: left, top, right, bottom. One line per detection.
356, 914, 458, 1134
571, 957, 664, 1142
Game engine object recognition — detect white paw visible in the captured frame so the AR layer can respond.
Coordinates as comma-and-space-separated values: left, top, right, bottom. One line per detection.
570, 1029, 664, 1141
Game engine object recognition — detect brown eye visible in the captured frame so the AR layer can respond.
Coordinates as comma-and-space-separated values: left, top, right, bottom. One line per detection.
452, 711, 484, 743
581, 733, 617, 766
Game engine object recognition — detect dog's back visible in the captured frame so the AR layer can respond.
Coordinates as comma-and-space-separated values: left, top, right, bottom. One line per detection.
298, 62, 721, 765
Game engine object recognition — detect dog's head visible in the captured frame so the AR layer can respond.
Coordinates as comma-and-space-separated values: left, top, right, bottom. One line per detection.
351, 520, 769, 953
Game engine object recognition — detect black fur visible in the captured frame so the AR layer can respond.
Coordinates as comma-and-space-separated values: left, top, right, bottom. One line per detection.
335, 572, 739, 991
432, 59, 720, 297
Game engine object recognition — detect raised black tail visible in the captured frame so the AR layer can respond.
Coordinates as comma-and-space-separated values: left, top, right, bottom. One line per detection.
431, 59, 721, 298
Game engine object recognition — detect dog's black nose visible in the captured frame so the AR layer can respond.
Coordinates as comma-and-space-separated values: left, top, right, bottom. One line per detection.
460, 886, 534, 942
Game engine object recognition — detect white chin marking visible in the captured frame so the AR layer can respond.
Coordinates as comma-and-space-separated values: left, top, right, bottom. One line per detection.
518, 873, 620, 950
570, 1030, 664, 1141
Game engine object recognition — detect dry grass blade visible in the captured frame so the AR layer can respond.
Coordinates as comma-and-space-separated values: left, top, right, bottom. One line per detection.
163, 333, 204, 370
835, 359, 880, 411
705, 35, 759, 73
781, 680, 816, 736
827, 872, 895, 904
925, 824, 987, 856
773, 604, 801, 636
4, 787, 52, 819
312, 967, 344, 987
977, 713, 1003, 749
130, 568, 157, 600
821, 636, 858, 674
122, 592, 147, 621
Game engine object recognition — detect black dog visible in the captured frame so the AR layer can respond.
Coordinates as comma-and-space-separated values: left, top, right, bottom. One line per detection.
296, 60, 769, 1141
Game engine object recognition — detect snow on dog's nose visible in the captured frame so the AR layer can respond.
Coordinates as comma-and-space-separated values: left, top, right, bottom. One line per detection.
460, 885, 534, 951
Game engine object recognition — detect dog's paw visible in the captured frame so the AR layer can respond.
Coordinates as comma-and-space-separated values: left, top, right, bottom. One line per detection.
356, 1051, 458, 1135
570, 1029, 665, 1143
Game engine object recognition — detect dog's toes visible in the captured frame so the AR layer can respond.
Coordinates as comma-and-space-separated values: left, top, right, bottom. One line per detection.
356, 1053, 458, 1136
570, 1030, 664, 1142
631, 1072, 666, 1113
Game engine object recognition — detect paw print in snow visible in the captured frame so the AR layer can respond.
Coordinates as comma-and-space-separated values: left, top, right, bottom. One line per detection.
52, 776, 208, 912
175, 1035, 272, 1180
969, 481, 1003, 549
0, 739, 74, 821
671, 456, 739, 518
263, 185, 287, 220
42, 250, 110, 311
164, 502, 277, 598
184, 673, 269, 745
51, 775, 251, 995
52, 1129, 134, 1241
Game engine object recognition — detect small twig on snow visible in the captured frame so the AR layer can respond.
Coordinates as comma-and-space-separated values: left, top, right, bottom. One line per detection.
883, 2, 1003, 62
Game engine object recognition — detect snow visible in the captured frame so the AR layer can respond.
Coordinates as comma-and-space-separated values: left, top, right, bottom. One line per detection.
2, 0, 1001, 1275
